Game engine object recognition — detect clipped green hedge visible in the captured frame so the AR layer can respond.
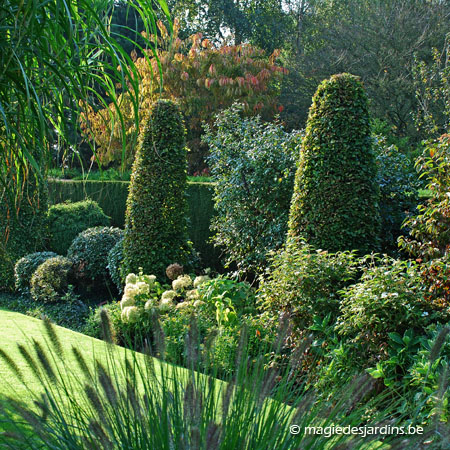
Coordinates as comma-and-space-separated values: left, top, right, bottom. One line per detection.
47, 199, 110, 255
288, 73, 380, 254
47, 179, 218, 267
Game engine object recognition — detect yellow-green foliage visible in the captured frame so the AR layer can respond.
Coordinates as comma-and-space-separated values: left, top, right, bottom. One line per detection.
123, 100, 193, 278
288, 73, 380, 254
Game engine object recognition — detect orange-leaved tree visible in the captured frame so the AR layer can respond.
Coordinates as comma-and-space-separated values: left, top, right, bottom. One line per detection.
80, 19, 286, 172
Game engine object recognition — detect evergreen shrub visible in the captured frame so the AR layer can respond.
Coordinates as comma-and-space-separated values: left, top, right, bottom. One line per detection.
30, 256, 74, 303
14, 251, 57, 291
123, 100, 193, 279
67, 226, 123, 283
204, 104, 299, 275
47, 199, 110, 255
0, 175, 48, 290
288, 73, 380, 254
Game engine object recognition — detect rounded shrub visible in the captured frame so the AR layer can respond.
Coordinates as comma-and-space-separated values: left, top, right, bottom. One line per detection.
107, 237, 125, 292
14, 251, 58, 291
258, 237, 358, 332
67, 226, 124, 283
288, 73, 380, 254
47, 199, 110, 255
336, 257, 441, 360
123, 100, 193, 279
30, 256, 74, 303
0, 174, 48, 291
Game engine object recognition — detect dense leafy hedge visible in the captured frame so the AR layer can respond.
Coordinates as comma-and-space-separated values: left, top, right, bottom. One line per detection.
204, 104, 300, 275
123, 100, 194, 278
288, 73, 381, 254
47, 199, 110, 254
47, 180, 218, 267
0, 175, 48, 291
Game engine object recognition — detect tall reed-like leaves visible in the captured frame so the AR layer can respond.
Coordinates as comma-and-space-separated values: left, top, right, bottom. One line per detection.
0, 0, 168, 202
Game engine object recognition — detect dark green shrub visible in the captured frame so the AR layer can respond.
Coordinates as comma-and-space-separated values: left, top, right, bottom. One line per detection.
123, 100, 193, 279
258, 237, 358, 331
47, 199, 110, 255
30, 256, 74, 303
14, 252, 57, 291
0, 288, 90, 332
288, 73, 380, 254
374, 135, 420, 254
0, 175, 48, 291
67, 226, 124, 284
204, 104, 299, 275
107, 237, 125, 292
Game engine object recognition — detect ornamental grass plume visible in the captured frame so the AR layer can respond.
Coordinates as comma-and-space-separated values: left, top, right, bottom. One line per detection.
1, 314, 449, 448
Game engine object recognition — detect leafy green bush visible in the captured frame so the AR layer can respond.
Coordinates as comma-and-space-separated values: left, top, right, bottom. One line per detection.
288, 73, 380, 254
0, 175, 48, 291
47, 199, 110, 255
67, 226, 123, 286
259, 238, 358, 331
14, 251, 57, 292
30, 256, 74, 303
336, 257, 441, 361
107, 237, 125, 292
123, 100, 193, 279
204, 104, 300, 275
374, 135, 420, 254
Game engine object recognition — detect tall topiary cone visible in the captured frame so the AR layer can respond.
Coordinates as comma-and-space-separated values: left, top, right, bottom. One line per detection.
122, 99, 193, 278
288, 73, 380, 254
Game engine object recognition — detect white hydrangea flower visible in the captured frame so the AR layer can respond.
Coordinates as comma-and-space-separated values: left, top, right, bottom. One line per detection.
193, 275, 210, 288
120, 296, 135, 310
186, 289, 199, 301
125, 273, 138, 285
176, 301, 192, 310
124, 283, 139, 300
160, 296, 175, 312
172, 274, 193, 291
193, 300, 205, 308
142, 274, 157, 287
121, 306, 140, 322
136, 281, 150, 296
145, 299, 157, 310
126, 306, 140, 323
161, 290, 177, 301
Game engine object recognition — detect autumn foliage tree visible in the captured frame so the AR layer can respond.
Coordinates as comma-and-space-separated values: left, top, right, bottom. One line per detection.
80, 19, 286, 172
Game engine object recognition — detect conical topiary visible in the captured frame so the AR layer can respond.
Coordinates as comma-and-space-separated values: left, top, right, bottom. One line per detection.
122, 100, 193, 279
288, 73, 380, 254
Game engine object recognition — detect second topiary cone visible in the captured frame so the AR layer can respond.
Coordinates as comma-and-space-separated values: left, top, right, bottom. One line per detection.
288, 73, 380, 254
122, 100, 193, 279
